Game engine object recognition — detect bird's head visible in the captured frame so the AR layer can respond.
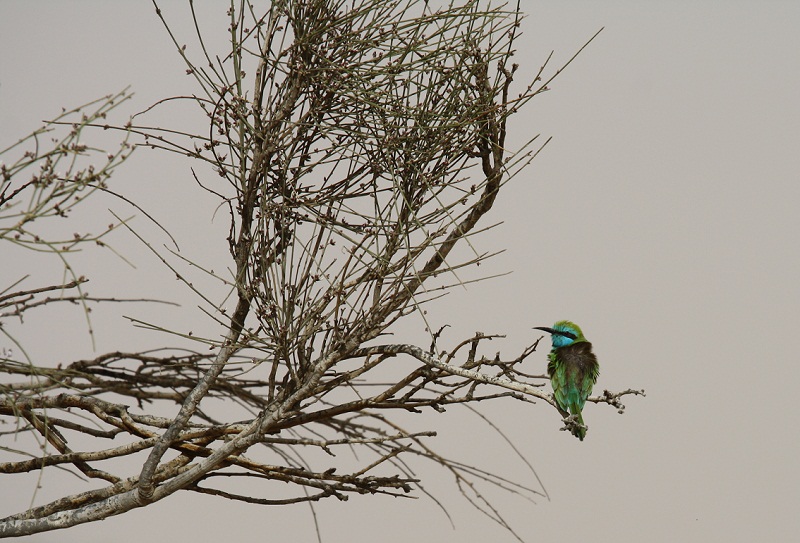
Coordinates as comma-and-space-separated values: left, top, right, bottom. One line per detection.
534, 320, 587, 348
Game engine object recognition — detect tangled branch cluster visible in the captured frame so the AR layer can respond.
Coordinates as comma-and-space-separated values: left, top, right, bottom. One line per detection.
0, 1, 640, 539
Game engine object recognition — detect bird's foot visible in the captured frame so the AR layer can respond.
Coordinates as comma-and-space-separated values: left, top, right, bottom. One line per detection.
560, 414, 587, 437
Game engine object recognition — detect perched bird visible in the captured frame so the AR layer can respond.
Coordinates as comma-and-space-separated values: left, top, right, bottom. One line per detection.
534, 320, 600, 441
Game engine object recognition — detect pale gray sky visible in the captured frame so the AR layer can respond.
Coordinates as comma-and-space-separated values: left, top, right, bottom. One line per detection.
2, 2, 799, 542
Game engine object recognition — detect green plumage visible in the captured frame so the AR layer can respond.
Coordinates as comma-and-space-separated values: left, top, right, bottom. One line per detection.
535, 320, 600, 441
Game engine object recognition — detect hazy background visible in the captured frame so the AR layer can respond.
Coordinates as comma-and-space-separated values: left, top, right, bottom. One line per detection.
2, 2, 799, 542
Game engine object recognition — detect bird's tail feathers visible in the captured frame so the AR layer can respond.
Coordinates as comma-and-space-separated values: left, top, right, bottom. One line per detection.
571, 407, 587, 441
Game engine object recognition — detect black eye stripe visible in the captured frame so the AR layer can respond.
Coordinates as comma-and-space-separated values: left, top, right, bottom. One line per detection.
554, 330, 577, 340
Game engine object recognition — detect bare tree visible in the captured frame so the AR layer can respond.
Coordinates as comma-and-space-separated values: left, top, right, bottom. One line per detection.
0, 1, 642, 539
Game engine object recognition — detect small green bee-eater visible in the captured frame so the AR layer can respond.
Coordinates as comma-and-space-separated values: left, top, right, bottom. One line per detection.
534, 320, 600, 441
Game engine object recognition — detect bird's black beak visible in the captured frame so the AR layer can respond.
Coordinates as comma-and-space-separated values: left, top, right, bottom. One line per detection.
533, 326, 577, 340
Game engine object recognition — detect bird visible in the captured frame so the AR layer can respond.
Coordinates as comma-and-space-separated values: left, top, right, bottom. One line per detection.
534, 320, 600, 441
